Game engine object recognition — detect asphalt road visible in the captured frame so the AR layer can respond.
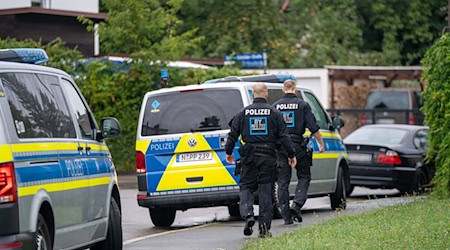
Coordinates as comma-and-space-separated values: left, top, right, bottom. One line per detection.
119, 186, 418, 250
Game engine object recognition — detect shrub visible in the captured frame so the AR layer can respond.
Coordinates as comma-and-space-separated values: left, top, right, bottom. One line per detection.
421, 33, 450, 198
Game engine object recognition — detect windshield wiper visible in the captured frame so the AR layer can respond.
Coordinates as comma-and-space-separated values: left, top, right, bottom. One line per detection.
190, 126, 222, 132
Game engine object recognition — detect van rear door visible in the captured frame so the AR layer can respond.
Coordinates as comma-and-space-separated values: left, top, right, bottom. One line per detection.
138, 87, 244, 195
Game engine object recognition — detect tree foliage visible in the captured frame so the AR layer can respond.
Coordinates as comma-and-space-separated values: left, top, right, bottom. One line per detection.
82, 0, 201, 62
421, 33, 450, 198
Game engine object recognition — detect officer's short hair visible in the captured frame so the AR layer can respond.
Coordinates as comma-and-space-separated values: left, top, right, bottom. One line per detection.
253, 83, 268, 96
283, 80, 296, 91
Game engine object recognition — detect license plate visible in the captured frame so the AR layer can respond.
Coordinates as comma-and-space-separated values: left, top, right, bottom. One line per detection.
348, 153, 372, 162
177, 152, 213, 162
376, 118, 395, 124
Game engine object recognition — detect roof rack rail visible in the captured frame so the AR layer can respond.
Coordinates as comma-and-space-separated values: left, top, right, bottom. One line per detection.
0, 48, 49, 64
204, 74, 296, 84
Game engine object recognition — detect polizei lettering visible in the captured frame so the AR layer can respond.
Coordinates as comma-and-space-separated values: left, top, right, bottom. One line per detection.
150, 142, 175, 151
245, 109, 271, 116
276, 103, 299, 110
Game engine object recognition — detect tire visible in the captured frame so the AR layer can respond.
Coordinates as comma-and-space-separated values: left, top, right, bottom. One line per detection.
402, 168, 428, 195
330, 167, 347, 210
149, 207, 176, 227
272, 182, 283, 219
346, 184, 355, 197
36, 214, 51, 250
92, 197, 123, 250
228, 203, 241, 218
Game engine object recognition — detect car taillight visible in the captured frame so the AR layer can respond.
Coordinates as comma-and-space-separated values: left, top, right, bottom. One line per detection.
408, 114, 415, 125
361, 114, 367, 125
376, 150, 401, 165
0, 162, 17, 203
136, 151, 146, 173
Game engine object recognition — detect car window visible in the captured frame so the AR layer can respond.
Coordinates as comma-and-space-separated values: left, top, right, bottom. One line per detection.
345, 127, 408, 145
60, 79, 95, 140
1, 72, 76, 139
365, 91, 409, 109
141, 89, 243, 136
413, 129, 428, 149
304, 92, 328, 129
267, 88, 303, 105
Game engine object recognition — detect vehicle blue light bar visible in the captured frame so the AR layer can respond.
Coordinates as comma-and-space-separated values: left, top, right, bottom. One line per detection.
204, 74, 296, 84
0, 48, 49, 64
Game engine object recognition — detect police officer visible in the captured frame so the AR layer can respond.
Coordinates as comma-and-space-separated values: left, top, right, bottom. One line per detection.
273, 80, 325, 224
225, 83, 296, 238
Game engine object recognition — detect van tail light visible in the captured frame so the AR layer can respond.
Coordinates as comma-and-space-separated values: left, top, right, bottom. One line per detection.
360, 114, 367, 125
408, 114, 415, 125
136, 151, 146, 173
375, 150, 401, 165
0, 162, 17, 204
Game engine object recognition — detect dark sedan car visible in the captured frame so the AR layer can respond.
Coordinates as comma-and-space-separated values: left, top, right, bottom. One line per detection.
344, 124, 434, 195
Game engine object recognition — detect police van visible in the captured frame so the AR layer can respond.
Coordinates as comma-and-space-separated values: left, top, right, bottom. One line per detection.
0, 49, 122, 249
136, 74, 349, 227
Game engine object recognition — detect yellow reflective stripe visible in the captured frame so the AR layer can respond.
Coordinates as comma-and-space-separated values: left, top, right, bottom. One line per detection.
136, 140, 151, 153
88, 144, 109, 151
313, 152, 347, 159
304, 130, 342, 139
11, 143, 58, 152
57, 142, 79, 151
18, 176, 111, 197
0, 144, 13, 163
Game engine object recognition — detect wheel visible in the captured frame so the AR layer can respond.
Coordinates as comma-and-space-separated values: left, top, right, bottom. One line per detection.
330, 167, 347, 210
346, 184, 355, 197
402, 168, 427, 195
227, 203, 241, 217
272, 182, 283, 219
36, 214, 51, 250
92, 197, 123, 250
149, 207, 176, 227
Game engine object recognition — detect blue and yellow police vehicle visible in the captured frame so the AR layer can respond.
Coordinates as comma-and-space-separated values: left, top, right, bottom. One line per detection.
136, 74, 349, 227
0, 49, 122, 249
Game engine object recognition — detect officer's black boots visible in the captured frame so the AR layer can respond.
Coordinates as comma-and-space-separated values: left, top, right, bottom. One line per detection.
258, 223, 272, 238
243, 216, 255, 236
290, 202, 303, 223
284, 215, 294, 225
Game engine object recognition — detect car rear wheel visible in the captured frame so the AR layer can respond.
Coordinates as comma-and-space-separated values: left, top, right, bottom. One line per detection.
92, 197, 123, 250
149, 207, 176, 227
346, 184, 355, 197
401, 168, 428, 195
227, 204, 241, 218
36, 214, 51, 250
330, 167, 347, 210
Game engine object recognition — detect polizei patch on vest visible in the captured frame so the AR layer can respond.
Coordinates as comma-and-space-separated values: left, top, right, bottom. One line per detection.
245, 109, 271, 116
276, 103, 299, 110
249, 117, 268, 135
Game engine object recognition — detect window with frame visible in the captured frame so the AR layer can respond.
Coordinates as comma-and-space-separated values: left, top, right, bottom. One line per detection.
1, 72, 76, 139
60, 79, 96, 140
304, 92, 328, 129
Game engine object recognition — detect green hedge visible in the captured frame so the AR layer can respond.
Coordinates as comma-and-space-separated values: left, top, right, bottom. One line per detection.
421, 33, 450, 198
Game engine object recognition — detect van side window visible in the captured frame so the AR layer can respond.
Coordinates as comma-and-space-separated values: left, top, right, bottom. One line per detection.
1, 72, 76, 139
267, 89, 303, 105
304, 92, 328, 130
60, 79, 95, 140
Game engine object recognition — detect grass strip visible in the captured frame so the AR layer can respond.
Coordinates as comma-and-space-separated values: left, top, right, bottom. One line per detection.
243, 197, 450, 250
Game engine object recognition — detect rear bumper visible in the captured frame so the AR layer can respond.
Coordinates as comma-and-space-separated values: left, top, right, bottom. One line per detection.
137, 188, 240, 210
349, 164, 416, 189
0, 233, 34, 250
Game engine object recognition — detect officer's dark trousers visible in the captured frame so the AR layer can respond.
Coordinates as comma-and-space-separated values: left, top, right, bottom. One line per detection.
239, 153, 277, 229
277, 147, 311, 220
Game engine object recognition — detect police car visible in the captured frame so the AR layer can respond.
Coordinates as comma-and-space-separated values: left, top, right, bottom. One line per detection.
0, 49, 122, 249
136, 74, 349, 227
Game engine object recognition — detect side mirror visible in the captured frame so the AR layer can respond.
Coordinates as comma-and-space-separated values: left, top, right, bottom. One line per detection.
332, 115, 345, 130
99, 117, 121, 139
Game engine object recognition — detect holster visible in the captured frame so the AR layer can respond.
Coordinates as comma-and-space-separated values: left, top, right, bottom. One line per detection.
293, 136, 314, 167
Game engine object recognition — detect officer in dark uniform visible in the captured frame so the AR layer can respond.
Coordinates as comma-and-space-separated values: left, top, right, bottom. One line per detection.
273, 80, 325, 224
225, 83, 296, 238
